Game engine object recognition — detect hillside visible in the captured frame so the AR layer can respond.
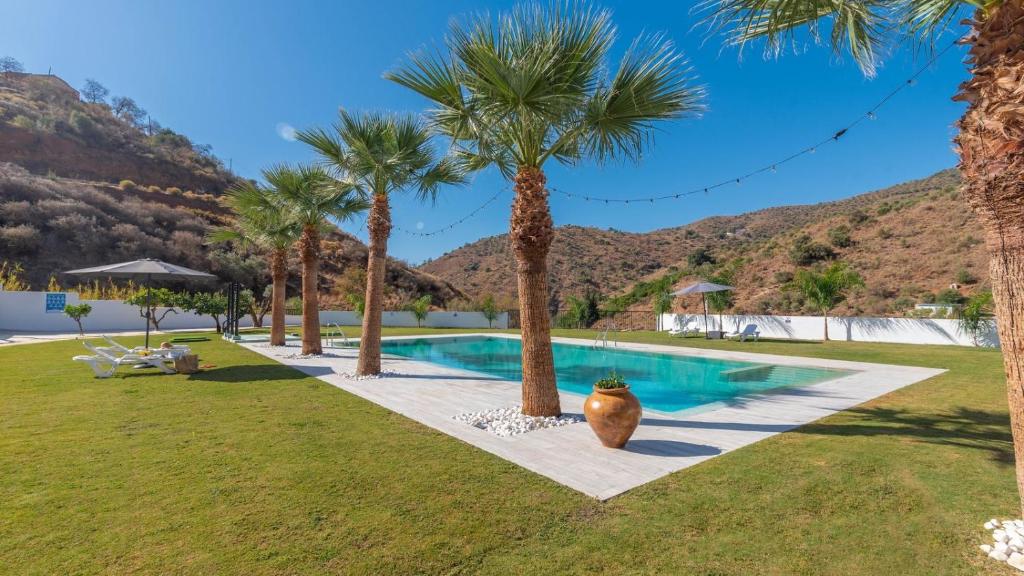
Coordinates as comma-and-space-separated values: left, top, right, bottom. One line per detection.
0, 72, 463, 307
421, 169, 989, 316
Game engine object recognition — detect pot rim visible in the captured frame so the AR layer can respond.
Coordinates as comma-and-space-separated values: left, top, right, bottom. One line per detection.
592, 384, 631, 394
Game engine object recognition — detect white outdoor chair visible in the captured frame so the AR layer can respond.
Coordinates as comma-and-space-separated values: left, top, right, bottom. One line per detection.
731, 324, 761, 342
73, 342, 176, 378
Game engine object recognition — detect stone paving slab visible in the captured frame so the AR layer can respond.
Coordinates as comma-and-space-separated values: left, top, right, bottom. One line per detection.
240, 334, 945, 500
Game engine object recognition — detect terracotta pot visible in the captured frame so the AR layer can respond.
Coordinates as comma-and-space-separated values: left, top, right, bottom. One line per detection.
584, 385, 641, 448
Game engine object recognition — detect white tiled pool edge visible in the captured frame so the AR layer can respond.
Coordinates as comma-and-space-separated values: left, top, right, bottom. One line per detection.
240, 334, 945, 500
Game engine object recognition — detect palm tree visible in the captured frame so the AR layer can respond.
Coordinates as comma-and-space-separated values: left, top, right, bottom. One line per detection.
268, 164, 369, 355
387, 2, 704, 416
298, 111, 463, 374
700, 0, 1024, 514
790, 262, 864, 341
209, 180, 300, 346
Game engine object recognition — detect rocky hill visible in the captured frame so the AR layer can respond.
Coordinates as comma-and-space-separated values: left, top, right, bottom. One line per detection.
421, 169, 989, 316
0, 72, 463, 307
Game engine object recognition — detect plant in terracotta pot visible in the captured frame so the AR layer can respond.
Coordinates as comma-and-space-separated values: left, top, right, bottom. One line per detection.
584, 371, 642, 448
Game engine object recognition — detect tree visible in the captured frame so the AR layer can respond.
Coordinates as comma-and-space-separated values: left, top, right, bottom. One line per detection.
210, 178, 301, 346
701, 0, 1024, 517
111, 96, 146, 127
63, 303, 92, 336
653, 290, 673, 331
388, 2, 703, 416
240, 287, 272, 328
271, 164, 368, 355
0, 56, 24, 76
347, 293, 366, 318
81, 79, 109, 104
960, 290, 995, 346
705, 273, 735, 331
408, 295, 432, 328
187, 292, 228, 333
479, 294, 499, 328
125, 288, 186, 331
789, 262, 864, 341
299, 110, 464, 375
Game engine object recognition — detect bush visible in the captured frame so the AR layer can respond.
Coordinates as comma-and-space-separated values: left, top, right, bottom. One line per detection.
955, 268, 978, 285
687, 247, 716, 268
118, 179, 136, 190
165, 186, 182, 195
147, 185, 162, 193
935, 288, 964, 305
877, 228, 894, 240
773, 270, 794, 284
789, 234, 835, 265
848, 210, 870, 226
0, 224, 41, 253
827, 225, 853, 248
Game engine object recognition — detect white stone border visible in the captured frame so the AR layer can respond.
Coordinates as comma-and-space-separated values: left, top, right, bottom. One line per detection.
240, 333, 945, 499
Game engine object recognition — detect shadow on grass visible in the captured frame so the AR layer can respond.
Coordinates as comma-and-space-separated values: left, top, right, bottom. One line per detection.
797, 406, 1013, 464
187, 364, 311, 383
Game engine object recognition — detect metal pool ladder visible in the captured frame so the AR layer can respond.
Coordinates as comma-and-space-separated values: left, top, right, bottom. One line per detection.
325, 323, 349, 348
593, 322, 618, 349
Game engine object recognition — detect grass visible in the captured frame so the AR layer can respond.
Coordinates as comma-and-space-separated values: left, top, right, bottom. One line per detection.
0, 328, 1016, 575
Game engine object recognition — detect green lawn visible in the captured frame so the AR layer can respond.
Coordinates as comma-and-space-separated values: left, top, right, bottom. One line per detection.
0, 329, 1015, 575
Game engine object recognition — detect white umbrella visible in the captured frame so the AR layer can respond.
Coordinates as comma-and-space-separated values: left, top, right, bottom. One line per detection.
66, 258, 217, 348
670, 281, 734, 338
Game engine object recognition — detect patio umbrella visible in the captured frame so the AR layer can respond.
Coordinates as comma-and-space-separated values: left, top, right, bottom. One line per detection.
670, 281, 734, 338
65, 258, 217, 348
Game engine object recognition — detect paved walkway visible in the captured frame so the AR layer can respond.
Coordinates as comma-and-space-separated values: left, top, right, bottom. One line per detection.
241, 334, 944, 500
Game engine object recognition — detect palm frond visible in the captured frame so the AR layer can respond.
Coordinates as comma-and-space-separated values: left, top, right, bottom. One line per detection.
389, 1, 702, 171
574, 33, 704, 164
699, 0, 891, 76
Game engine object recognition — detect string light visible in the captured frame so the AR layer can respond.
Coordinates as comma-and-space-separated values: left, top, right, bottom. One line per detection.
393, 187, 507, 237
548, 39, 958, 206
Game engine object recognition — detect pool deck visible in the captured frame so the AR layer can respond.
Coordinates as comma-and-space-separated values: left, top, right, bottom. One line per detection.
240, 334, 945, 500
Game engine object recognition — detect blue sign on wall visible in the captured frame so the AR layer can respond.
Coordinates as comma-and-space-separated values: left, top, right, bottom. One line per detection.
45, 292, 66, 314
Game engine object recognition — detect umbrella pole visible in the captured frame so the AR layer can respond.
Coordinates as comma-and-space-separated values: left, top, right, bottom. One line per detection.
702, 293, 709, 339
145, 274, 151, 349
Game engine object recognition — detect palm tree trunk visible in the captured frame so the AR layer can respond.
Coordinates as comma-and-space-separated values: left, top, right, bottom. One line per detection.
357, 193, 390, 375
955, 1, 1024, 516
823, 309, 829, 341
270, 248, 287, 347
299, 225, 322, 355
511, 167, 560, 417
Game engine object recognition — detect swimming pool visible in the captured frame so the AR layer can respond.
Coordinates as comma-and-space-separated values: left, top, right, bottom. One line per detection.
379, 336, 854, 413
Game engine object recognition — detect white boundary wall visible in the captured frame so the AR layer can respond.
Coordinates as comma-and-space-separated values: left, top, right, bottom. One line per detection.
319, 310, 507, 329
0, 291, 507, 332
659, 312, 1000, 348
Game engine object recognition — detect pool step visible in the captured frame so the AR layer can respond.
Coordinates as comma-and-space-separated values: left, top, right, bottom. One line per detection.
720, 364, 775, 382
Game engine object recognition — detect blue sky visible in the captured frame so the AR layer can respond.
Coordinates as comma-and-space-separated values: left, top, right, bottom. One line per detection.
2, 0, 969, 264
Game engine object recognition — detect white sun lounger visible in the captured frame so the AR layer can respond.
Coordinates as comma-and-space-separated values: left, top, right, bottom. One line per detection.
101, 335, 190, 355
73, 342, 177, 378
731, 324, 761, 342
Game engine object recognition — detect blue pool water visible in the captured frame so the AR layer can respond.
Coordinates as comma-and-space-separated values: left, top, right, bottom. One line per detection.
379, 336, 853, 413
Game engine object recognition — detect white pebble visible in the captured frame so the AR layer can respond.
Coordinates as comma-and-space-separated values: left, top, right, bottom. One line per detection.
453, 405, 580, 437
995, 530, 1009, 543
981, 544, 993, 553
986, 521, 998, 530
992, 551, 1010, 562
996, 542, 1010, 555
1009, 553, 1024, 571
1010, 537, 1024, 551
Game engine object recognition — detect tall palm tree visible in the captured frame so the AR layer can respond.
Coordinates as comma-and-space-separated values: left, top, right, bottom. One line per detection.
268, 164, 369, 355
298, 111, 463, 374
699, 0, 1024, 516
209, 180, 301, 347
387, 2, 704, 416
